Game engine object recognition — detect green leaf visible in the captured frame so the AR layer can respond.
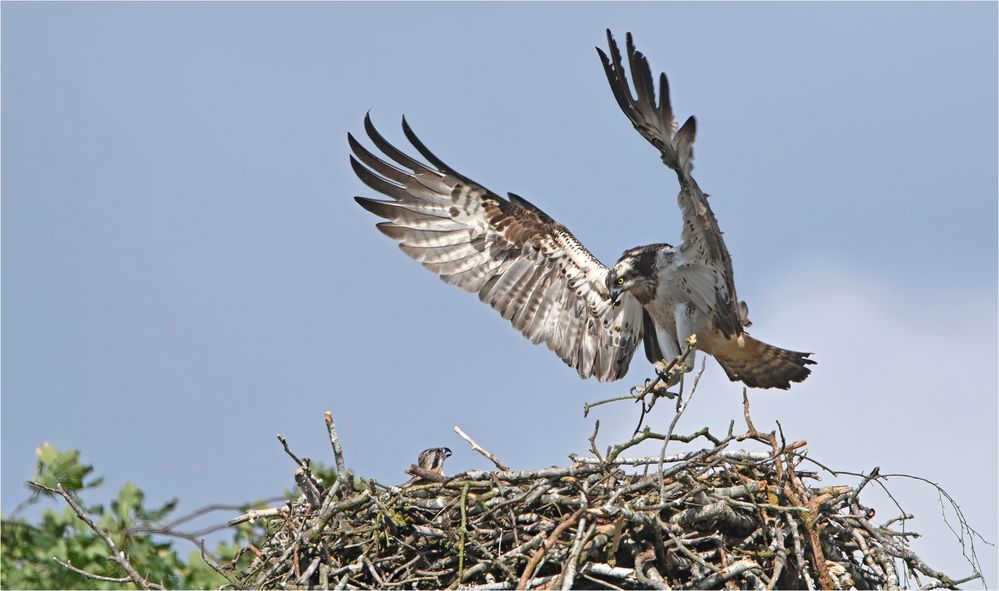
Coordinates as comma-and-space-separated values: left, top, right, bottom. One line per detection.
112, 481, 143, 524
33, 443, 96, 494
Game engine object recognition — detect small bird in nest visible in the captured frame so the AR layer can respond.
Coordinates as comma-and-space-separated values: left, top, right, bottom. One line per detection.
404, 447, 452, 486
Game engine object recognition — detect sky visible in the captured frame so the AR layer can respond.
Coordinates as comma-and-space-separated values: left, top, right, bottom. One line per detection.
2, 1, 996, 585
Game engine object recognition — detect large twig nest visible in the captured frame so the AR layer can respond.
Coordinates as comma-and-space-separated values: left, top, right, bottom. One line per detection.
230, 404, 981, 590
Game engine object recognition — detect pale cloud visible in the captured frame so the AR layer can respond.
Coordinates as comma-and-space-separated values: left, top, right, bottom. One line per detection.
757, 259, 997, 584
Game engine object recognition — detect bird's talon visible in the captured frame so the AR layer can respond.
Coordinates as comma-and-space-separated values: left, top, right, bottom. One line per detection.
649, 382, 678, 400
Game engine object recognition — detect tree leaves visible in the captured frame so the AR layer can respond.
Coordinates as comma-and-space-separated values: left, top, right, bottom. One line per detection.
33, 443, 104, 495
2, 444, 256, 590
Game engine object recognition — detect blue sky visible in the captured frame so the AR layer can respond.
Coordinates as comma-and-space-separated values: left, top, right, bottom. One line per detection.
3, 2, 996, 584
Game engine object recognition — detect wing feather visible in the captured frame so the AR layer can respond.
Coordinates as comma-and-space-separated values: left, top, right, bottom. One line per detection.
355, 198, 463, 231
423, 249, 495, 277
375, 224, 471, 248
525, 275, 561, 343
350, 156, 413, 202
443, 255, 512, 292
496, 260, 542, 320
352, 117, 645, 381
363, 113, 431, 173
399, 240, 484, 264
600, 31, 745, 338
347, 132, 411, 185
512, 264, 551, 322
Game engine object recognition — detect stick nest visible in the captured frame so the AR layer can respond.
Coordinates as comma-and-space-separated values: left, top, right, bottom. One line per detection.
232, 409, 979, 590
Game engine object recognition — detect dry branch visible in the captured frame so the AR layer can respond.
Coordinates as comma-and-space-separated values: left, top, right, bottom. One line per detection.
29, 482, 164, 590
454, 425, 510, 472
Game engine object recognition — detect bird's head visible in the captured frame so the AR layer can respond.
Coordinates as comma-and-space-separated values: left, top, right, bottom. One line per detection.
607, 244, 667, 304
416, 447, 454, 473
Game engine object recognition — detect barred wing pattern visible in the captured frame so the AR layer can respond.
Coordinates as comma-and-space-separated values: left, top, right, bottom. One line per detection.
350, 115, 645, 382
598, 31, 747, 338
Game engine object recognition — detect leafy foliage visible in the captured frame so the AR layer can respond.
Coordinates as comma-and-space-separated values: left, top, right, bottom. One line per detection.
1, 443, 273, 589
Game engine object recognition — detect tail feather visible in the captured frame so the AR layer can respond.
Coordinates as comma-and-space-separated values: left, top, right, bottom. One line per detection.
713, 334, 814, 390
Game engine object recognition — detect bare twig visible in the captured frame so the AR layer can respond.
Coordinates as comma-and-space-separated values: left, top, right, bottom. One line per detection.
457, 483, 470, 585
29, 482, 162, 590
197, 538, 242, 587
296, 467, 322, 509
454, 425, 510, 472
560, 518, 594, 590
587, 419, 605, 465
658, 352, 706, 499
694, 559, 761, 589
570, 449, 768, 466
150, 497, 287, 532
324, 410, 347, 477
277, 434, 306, 468
517, 507, 584, 589
226, 505, 289, 527
51, 557, 134, 584
582, 342, 696, 421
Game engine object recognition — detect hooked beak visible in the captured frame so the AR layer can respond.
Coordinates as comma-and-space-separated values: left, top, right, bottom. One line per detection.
608, 287, 622, 304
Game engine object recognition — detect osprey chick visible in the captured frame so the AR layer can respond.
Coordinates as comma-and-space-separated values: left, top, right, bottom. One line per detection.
350, 31, 814, 389
404, 447, 452, 486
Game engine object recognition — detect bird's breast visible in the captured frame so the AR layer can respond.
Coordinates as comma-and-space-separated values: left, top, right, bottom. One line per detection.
644, 283, 678, 330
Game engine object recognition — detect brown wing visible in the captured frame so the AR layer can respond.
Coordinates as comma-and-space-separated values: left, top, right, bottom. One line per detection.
598, 30, 747, 338
350, 115, 645, 381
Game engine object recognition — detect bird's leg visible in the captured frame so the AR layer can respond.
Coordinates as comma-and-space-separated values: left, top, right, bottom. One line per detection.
592, 337, 697, 429
652, 334, 698, 392
654, 359, 683, 387
630, 355, 685, 435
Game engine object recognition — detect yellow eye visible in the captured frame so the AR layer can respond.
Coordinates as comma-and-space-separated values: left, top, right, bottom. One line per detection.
616, 277, 625, 286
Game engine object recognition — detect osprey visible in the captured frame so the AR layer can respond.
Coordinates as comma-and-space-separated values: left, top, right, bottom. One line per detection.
349, 31, 814, 389
404, 447, 452, 486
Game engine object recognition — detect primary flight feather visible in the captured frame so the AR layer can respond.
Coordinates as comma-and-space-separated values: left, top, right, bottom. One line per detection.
350, 30, 814, 389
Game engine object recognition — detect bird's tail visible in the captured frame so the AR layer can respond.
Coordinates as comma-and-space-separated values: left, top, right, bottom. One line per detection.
712, 334, 815, 390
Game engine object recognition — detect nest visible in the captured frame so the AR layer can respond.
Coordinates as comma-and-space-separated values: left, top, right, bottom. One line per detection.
226, 400, 980, 590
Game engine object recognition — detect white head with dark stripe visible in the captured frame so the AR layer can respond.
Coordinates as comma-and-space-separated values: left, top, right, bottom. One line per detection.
607, 244, 672, 305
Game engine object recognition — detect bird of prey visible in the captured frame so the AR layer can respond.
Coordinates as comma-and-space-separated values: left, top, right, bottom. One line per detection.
404, 447, 453, 486
349, 31, 814, 389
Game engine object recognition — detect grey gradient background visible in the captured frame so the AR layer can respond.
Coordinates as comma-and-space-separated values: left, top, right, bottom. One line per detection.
3, 1, 997, 584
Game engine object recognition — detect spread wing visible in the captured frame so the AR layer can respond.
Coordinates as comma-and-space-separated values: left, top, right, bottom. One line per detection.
349, 115, 645, 381
597, 30, 748, 338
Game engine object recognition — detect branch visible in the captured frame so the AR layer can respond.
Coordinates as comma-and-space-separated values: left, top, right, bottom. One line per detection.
657, 353, 706, 499
197, 538, 242, 587
454, 425, 510, 472
51, 557, 134, 584
151, 497, 287, 532
582, 342, 696, 420
694, 559, 761, 589
29, 482, 162, 590
277, 433, 306, 467
226, 505, 289, 527
324, 410, 347, 477
295, 467, 322, 509
570, 449, 769, 466
405, 464, 447, 484
517, 507, 584, 589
